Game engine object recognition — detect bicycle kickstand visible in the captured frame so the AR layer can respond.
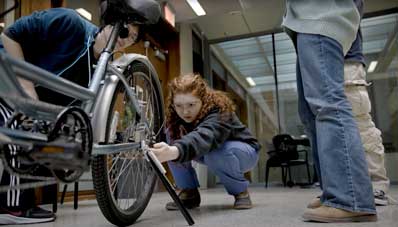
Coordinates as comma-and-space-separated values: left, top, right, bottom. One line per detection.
142, 141, 195, 226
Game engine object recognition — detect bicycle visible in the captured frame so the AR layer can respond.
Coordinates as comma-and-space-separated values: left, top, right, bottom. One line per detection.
0, 0, 179, 226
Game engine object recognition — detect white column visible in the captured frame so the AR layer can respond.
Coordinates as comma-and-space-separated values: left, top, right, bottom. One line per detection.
246, 96, 259, 183
179, 23, 193, 76
4, 0, 15, 27
178, 23, 208, 189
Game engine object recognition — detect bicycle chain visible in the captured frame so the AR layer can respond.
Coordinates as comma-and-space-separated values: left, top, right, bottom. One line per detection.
0, 114, 58, 192
0, 157, 57, 193
0, 118, 162, 193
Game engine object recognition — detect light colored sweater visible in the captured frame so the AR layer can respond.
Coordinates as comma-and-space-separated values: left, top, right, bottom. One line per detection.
282, 0, 361, 55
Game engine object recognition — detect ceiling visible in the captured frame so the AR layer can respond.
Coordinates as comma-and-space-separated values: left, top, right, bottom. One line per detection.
166, 0, 398, 42
217, 13, 398, 93
65, 0, 398, 121
163, 0, 398, 122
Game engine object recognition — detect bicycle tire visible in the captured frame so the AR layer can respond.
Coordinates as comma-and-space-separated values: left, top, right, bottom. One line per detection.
92, 61, 164, 226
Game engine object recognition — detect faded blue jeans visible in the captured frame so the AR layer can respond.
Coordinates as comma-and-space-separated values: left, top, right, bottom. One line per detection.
295, 33, 376, 213
168, 141, 258, 196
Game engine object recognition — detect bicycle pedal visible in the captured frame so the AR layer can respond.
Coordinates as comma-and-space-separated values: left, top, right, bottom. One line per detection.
39, 146, 66, 154
38, 141, 80, 154
31, 140, 89, 171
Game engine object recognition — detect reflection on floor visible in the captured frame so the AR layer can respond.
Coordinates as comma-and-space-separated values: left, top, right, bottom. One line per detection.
12, 185, 398, 227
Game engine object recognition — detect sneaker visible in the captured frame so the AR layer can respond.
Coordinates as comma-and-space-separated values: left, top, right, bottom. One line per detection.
302, 205, 377, 223
233, 190, 252, 209
374, 190, 388, 206
0, 206, 55, 224
307, 197, 321, 209
165, 188, 201, 211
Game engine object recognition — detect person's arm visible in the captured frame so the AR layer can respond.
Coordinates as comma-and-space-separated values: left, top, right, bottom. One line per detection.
172, 111, 234, 162
1, 30, 38, 99
150, 111, 234, 163
149, 142, 180, 163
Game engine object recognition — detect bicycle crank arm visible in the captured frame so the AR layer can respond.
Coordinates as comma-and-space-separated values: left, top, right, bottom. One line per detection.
0, 131, 89, 172
142, 141, 195, 226
30, 139, 90, 171
0, 127, 47, 144
0, 131, 34, 149
0, 178, 57, 193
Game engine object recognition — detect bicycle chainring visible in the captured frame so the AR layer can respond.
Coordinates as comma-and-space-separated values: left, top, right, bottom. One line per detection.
48, 107, 93, 183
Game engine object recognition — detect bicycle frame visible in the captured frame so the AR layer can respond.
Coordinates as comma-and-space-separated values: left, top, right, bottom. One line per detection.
0, 21, 160, 156
0, 16, 194, 225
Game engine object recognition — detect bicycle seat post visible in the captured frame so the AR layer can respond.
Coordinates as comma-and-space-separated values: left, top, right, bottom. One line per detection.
85, 22, 122, 113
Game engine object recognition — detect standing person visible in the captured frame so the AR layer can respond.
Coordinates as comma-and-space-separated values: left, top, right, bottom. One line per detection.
344, 51, 393, 206
307, 0, 396, 209
0, 0, 160, 224
343, 0, 393, 206
150, 74, 260, 210
282, 0, 377, 222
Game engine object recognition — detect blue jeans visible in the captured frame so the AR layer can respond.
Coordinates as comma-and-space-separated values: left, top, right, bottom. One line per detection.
168, 141, 258, 196
296, 33, 376, 213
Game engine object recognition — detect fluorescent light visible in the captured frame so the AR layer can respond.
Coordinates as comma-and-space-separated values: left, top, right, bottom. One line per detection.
76, 8, 92, 21
186, 0, 206, 16
246, 77, 256, 86
368, 61, 378, 73
164, 3, 176, 27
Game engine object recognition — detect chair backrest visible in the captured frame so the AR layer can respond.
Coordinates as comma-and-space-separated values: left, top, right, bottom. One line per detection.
272, 134, 299, 161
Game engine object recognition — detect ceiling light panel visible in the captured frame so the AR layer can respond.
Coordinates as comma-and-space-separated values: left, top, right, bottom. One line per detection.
76, 8, 92, 21
186, 0, 206, 16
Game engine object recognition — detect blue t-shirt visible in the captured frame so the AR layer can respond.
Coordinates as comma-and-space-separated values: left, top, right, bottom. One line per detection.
1, 8, 99, 105
3, 8, 98, 75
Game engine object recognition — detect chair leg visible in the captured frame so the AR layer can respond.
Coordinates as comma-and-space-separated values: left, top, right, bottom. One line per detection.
306, 162, 312, 185
312, 165, 319, 184
265, 164, 270, 188
281, 167, 287, 187
60, 184, 67, 204
74, 182, 78, 210
287, 166, 294, 187
288, 166, 292, 182
52, 184, 58, 213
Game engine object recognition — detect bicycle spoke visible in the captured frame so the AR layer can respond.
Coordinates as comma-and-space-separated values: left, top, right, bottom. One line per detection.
110, 158, 129, 194
116, 158, 147, 209
111, 155, 142, 196
107, 155, 121, 176
137, 159, 144, 196
91, 62, 163, 225
126, 162, 135, 208
116, 161, 133, 209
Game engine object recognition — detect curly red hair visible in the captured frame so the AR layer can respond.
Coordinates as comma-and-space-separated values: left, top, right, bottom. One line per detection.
166, 73, 235, 141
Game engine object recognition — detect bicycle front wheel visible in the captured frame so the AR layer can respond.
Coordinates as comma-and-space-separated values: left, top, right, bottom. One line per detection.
92, 62, 164, 226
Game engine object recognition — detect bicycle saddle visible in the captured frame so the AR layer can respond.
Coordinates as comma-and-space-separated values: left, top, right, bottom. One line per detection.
100, 0, 161, 25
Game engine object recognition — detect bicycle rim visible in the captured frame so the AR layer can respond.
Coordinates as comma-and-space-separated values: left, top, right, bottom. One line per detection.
92, 62, 164, 226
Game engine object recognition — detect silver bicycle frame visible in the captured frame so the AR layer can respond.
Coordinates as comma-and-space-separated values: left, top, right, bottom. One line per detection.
0, 22, 156, 156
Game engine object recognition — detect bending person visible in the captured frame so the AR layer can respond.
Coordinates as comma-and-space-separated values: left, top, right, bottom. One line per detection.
0, 0, 159, 223
150, 74, 260, 210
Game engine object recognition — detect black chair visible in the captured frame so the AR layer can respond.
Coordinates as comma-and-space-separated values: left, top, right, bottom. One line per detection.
60, 182, 79, 210
60, 178, 92, 209
265, 134, 311, 187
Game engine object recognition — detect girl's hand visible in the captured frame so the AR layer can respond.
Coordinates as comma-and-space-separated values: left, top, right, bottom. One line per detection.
149, 142, 180, 163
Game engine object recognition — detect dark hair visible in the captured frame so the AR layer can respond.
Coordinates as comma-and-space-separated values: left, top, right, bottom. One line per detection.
99, 0, 160, 26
